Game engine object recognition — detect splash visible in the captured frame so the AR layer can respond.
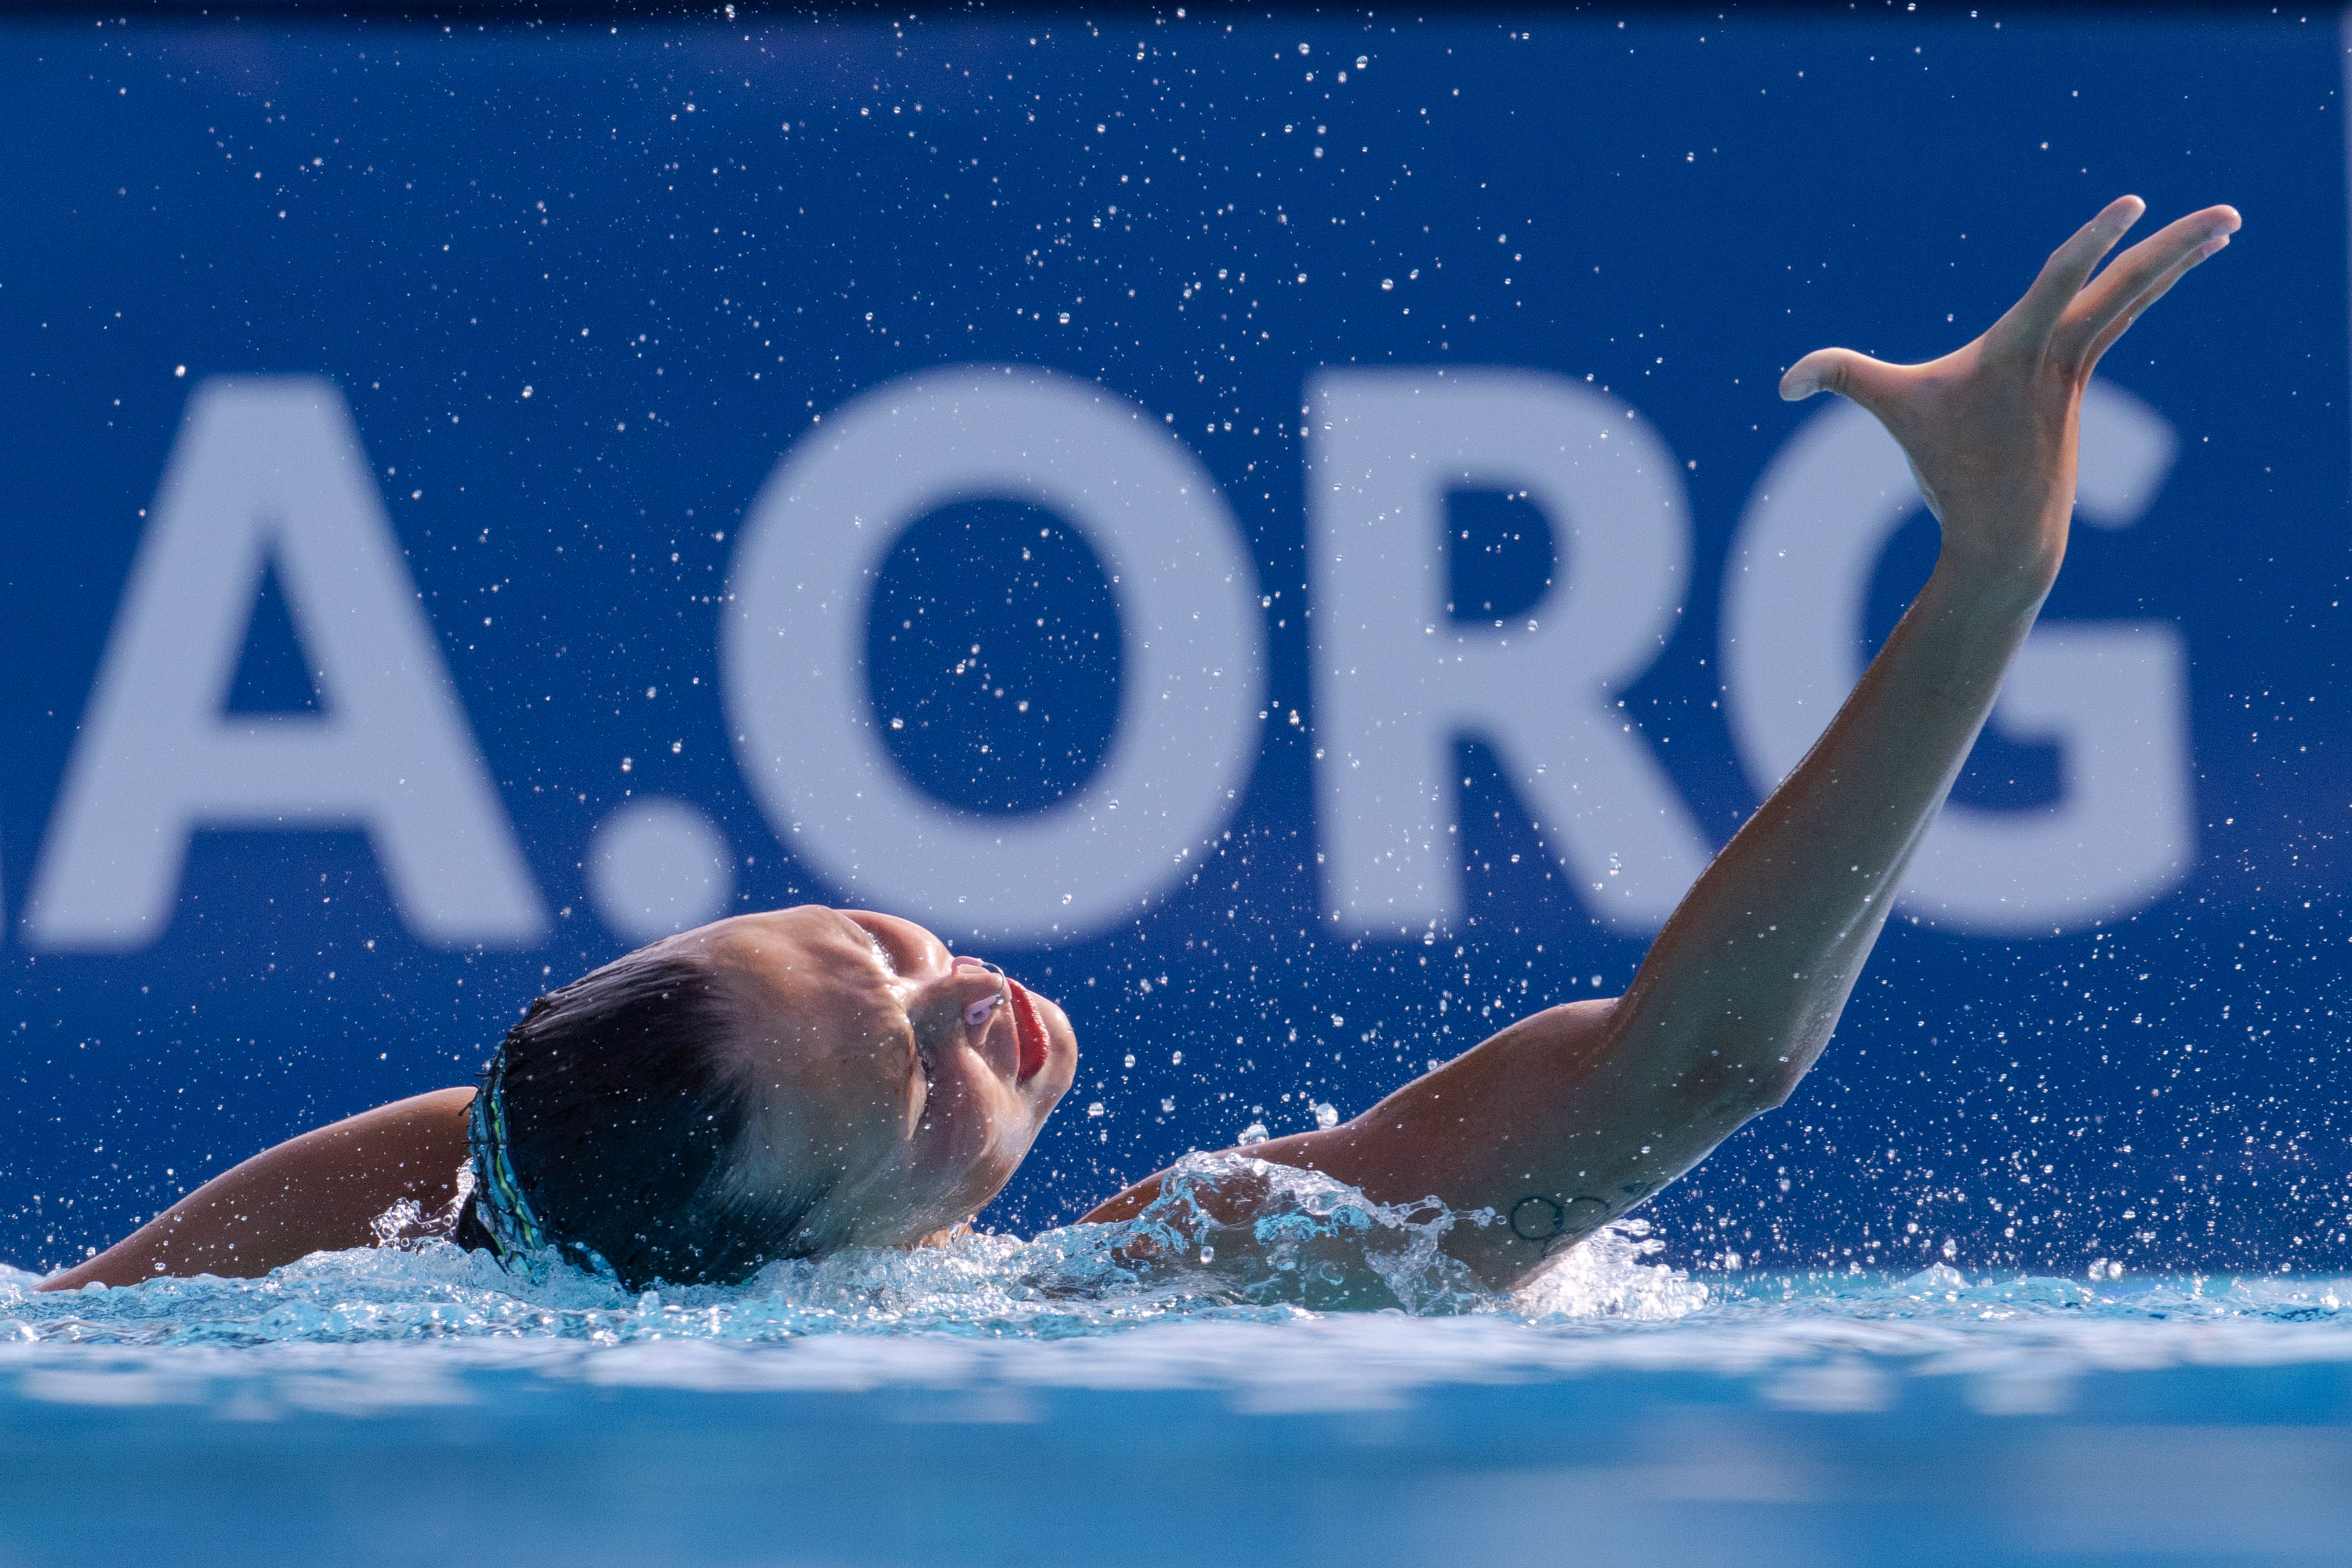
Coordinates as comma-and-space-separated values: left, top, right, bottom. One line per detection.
0, 1156, 1733, 1347
1022, 1149, 1500, 1313
1513, 1217, 1711, 1322
0, 1156, 1502, 1345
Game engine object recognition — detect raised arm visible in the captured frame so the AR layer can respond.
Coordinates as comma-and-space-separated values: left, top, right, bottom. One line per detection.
1087, 198, 2238, 1289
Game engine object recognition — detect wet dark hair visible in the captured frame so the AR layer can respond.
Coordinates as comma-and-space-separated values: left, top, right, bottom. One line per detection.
457, 946, 820, 1290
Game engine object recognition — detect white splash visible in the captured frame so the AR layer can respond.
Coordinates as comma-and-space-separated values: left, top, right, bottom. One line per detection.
1515, 1218, 1711, 1322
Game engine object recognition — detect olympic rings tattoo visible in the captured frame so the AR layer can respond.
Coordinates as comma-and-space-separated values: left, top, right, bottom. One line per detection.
1508, 1196, 1565, 1241
1509, 1193, 1613, 1250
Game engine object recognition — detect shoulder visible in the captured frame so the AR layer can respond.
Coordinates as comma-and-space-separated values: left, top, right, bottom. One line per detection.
281, 1087, 476, 1170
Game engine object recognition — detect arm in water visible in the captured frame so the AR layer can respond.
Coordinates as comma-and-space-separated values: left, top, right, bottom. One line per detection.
38, 1091, 473, 1290
1085, 197, 2240, 1290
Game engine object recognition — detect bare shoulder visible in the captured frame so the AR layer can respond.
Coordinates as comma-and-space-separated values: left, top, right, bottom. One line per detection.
260, 1085, 479, 1174
312, 1087, 477, 1143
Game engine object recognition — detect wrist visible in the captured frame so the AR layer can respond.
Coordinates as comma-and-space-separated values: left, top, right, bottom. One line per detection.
1926, 541, 2062, 621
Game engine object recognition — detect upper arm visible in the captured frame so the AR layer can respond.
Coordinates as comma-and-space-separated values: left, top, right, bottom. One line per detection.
1082, 993, 1777, 1290
1085, 1000, 1614, 1213
1298, 998, 1731, 1218
1260, 1000, 1623, 1201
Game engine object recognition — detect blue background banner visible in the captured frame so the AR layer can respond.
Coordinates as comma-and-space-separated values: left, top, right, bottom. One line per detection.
2, 10, 2346, 1277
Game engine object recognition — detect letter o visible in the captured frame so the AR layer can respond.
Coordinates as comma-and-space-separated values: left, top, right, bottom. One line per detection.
723, 366, 1265, 946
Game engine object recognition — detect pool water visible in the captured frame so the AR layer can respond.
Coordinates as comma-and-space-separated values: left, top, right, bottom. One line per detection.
5, 1156, 2348, 1566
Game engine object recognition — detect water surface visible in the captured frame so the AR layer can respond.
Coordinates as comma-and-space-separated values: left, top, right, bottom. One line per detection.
5, 1157, 2348, 1566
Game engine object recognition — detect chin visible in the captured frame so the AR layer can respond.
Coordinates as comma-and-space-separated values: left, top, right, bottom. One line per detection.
1029, 996, 1081, 1096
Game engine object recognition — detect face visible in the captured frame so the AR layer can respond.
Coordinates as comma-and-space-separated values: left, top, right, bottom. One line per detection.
675, 906, 1078, 1252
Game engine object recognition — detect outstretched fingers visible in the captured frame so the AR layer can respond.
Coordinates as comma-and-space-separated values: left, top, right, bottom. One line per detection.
1779, 201, 2238, 434
1996, 195, 2147, 350
2061, 204, 2241, 371
2078, 229, 2230, 372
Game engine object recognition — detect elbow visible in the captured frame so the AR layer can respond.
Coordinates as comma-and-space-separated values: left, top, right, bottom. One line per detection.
1720, 1014, 1835, 1116
1673, 1050, 1808, 1125
1753, 1063, 1805, 1113
1749, 1040, 1824, 1112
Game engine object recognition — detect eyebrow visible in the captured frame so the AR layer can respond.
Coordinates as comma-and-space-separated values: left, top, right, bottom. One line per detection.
863, 930, 898, 980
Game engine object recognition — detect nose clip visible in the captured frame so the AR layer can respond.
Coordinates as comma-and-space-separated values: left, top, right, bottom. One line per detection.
960, 958, 1010, 1029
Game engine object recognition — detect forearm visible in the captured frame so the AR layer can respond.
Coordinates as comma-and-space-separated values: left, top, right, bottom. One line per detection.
1617, 550, 2054, 1120
40, 1089, 474, 1290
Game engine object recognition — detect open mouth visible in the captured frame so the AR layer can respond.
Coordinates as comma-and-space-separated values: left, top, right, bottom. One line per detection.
1007, 979, 1049, 1083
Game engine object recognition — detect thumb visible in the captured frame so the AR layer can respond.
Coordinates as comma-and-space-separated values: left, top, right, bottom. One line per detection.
1779, 347, 1900, 415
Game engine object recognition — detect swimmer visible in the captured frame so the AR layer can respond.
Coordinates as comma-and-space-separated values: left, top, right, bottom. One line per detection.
41, 197, 2238, 1294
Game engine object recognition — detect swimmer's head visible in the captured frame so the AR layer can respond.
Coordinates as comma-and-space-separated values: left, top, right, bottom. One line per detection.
474, 905, 1079, 1289
701, 906, 1080, 1257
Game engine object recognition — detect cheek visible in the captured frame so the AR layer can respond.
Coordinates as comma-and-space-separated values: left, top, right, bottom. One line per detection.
821, 1044, 925, 1143
920, 1071, 1027, 1166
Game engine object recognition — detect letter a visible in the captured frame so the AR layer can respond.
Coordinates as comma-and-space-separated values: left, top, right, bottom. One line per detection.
25, 377, 548, 951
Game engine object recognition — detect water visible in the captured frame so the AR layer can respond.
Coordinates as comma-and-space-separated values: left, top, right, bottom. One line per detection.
4, 1156, 2349, 1566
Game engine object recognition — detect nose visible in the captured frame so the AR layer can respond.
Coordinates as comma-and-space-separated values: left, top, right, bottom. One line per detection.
956, 956, 1008, 1028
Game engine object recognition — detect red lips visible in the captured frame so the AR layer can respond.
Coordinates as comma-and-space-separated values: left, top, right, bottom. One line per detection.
1007, 979, 1049, 1083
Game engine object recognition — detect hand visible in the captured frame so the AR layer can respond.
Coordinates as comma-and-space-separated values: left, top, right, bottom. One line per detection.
1780, 197, 2238, 597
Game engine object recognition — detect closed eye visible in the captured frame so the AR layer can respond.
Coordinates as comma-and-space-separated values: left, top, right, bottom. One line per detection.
842, 910, 941, 982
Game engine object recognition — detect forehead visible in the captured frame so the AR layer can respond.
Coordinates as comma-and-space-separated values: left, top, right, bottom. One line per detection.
696, 906, 890, 996
684, 908, 911, 1091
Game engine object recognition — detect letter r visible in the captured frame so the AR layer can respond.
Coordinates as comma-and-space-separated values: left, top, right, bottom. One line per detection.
1306, 369, 1712, 938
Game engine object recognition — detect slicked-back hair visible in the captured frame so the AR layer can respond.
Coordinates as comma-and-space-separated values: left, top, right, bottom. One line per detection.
472, 946, 818, 1290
